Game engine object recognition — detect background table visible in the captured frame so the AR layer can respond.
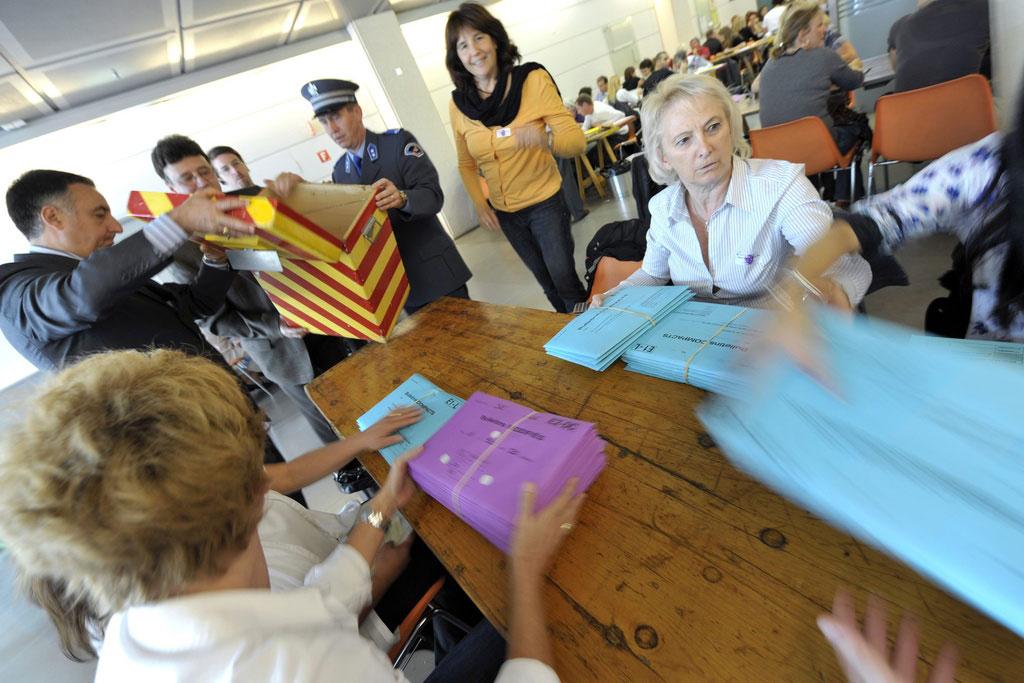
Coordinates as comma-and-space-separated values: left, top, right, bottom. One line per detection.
308, 298, 1024, 681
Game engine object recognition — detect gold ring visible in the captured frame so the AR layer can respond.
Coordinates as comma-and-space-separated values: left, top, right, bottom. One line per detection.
560, 522, 575, 533
221, 226, 230, 236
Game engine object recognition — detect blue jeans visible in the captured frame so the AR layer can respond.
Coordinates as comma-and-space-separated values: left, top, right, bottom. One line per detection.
494, 192, 586, 313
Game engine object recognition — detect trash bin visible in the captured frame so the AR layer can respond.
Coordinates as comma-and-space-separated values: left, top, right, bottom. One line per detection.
602, 159, 632, 200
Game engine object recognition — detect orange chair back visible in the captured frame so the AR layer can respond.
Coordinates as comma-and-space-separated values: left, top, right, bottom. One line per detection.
749, 116, 850, 175
589, 257, 642, 303
872, 74, 997, 164
388, 576, 445, 662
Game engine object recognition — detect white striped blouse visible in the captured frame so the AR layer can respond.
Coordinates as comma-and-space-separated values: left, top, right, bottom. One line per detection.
623, 157, 871, 306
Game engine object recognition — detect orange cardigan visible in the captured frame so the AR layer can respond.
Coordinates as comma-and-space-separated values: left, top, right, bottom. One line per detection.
451, 69, 586, 213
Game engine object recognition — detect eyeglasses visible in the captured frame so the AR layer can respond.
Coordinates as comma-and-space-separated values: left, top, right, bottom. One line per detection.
175, 165, 216, 186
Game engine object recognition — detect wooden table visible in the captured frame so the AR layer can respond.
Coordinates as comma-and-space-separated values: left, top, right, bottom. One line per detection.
308, 299, 1024, 681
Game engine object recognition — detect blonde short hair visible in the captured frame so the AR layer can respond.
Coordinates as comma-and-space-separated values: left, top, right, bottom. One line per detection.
0, 349, 267, 655
773, 0, 822, 59
641, 74, 751, 186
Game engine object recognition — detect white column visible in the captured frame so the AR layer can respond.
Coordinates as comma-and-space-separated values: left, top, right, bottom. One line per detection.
991, 0, 1024, 118
347, 11, 475, 238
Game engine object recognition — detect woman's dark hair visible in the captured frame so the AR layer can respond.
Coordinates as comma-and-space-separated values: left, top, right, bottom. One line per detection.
445, 3, 521, 95
624, 66, 635, 79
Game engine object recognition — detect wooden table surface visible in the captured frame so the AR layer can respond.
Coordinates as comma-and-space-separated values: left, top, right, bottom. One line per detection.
308, 298, 1024, 682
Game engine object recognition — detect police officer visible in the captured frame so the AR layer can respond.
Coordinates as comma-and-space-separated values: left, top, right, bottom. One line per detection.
301, 79, 472, 314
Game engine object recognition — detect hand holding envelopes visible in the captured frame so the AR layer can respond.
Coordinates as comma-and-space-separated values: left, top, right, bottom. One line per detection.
698, 309, 1024, 637
356, 374, 465, 464
127, 184, 409, 341
544, 286, 694, 371
410, 392, 607, 552
622, 301, 771, 397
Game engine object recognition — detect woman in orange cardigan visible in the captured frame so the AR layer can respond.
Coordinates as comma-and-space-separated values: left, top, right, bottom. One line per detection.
445, 3, 587, 313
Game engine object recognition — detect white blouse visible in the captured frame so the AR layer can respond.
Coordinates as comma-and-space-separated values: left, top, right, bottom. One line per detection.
95, 492, 558, 683
628, 157, 871, 306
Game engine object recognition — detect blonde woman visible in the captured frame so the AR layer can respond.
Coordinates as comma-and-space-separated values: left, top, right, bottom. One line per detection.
0, 349, 581, 681
593, 74, 869, 309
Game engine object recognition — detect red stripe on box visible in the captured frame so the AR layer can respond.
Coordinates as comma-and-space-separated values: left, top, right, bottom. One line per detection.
344, 202, 377, 253
264, 291, 349, 337
288, 247, 403, 310
273, 201, 345, 249
328, 219, 394, 282
250, 227, 322, 260
263, 269, 395, 335
263, 279, 378, 339
378, 277, 410, 337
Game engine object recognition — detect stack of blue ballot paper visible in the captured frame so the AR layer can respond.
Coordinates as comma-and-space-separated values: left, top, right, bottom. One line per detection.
356, 374, 464, 464
698, 309, 1024, 638
910, 335, 1024, 367
544, 286, 694, 371
622, 301, 771, 396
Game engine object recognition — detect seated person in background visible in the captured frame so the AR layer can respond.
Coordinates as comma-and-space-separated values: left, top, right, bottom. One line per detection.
756, 1, 866, 200
637, 58, 654, 90
623, 65, 641, 91
763, 0, 787, 35
578, 86, 592, 98
719, 26, 742, 50
576, 94, 628, 136
888, 0, 989, 93
207, 144, 256, 192
780, 99, 1024, 342
704, 29, 724, 56
823, 12, 861, 69
0, 348, 580, 682
642, 51, 675, 96
741, 10, 766, 41
595, 75, 609, 102
593, 74, 870, 310
729, 16, 746, 45
682, 46, 712, 74
688, 38, 711, 60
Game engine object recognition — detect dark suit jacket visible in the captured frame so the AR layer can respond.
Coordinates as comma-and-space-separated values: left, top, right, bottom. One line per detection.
0, 232, 234, 371
332, 128, 472, 310
161, 242, 314, 386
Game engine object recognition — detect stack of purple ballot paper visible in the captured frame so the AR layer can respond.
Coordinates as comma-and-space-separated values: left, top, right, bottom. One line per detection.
409, 392, 607, 552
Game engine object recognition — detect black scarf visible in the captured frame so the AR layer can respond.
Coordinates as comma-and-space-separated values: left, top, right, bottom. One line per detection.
452, 62, 554, 127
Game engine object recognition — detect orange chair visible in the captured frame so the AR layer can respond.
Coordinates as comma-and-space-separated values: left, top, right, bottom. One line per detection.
868, 74, 997, 195
389, 577, 473, 670
749, 116, 860, 201
588, 256, 642, 303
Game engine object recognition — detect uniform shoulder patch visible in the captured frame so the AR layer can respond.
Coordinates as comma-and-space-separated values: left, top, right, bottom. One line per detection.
403, 142, 425, 158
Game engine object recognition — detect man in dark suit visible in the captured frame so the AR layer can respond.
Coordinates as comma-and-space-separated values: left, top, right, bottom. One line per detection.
152, 135, 342, 443
300, 79, 472, 315
0, 169, 252, 370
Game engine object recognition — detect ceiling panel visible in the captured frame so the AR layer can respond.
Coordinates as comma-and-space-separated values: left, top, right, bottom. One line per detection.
0, 76, 52, 125
185, 6, 298, 72
182, 0, 298, 26
289, 0, 345, 42
0, 0, 173, 65
27, 36, 179, 108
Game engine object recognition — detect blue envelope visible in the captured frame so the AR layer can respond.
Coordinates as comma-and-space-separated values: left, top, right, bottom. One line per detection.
699, 310, 1024, 637
356, 374, 465, 464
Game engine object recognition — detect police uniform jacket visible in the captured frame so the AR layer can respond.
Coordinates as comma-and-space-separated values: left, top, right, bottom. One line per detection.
331, 129, 471, 310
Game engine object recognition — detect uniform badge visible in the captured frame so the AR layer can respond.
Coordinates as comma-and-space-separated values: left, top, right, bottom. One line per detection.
495, 127, 511, 138
367, 143, 379, 162
404, 142, 425, 158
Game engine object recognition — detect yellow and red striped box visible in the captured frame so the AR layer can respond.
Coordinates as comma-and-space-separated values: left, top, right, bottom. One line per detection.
127, 184, 409, 342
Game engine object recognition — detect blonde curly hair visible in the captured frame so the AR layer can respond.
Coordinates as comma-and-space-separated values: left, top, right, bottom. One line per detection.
0, 349, 267, 659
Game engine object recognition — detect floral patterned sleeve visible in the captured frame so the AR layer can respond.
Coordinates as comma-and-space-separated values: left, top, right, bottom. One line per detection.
851, 132, 1004, 253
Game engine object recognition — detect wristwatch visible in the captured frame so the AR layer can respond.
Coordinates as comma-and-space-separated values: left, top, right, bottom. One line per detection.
360, 498, 393, 533
398, 190, 408, 208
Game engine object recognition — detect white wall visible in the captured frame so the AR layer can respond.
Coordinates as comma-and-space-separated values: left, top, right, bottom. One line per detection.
710, 0, 758, 34
401, 0, 668, 142
0, 38, 393, 388
992, 0, 1024, 118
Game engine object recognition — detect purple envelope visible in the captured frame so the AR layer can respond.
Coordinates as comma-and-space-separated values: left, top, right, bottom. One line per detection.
410, 392, 606, 551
